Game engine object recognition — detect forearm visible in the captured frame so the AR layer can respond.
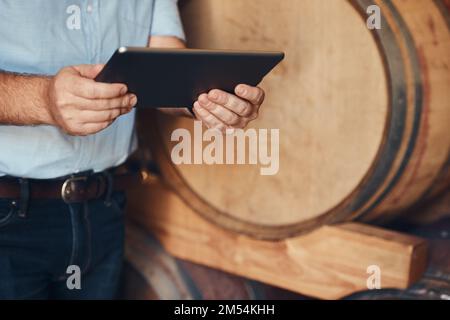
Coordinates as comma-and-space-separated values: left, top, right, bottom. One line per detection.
0, 72, 53, 125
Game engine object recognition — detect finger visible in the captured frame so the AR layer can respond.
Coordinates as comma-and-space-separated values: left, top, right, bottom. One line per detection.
192, 105, 202, 122
77, 94, 137, 111
207, 90, 253, 118
193, 101, 227, 132
235, 84, 265, 106
73, 64, 106, 79
198, 94, 242, 126
79, 107, 132, 124
71, 77, 128, 99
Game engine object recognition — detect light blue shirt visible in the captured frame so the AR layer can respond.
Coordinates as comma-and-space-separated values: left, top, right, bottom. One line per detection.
0, 0, 185, 179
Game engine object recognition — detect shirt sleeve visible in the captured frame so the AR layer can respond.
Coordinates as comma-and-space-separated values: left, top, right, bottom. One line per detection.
150, 0, 185, 41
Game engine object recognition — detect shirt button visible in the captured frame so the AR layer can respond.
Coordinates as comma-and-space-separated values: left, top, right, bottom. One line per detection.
87, 4, 93, 13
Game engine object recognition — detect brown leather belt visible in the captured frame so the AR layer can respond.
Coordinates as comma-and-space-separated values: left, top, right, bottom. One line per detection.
0, 171, 143, 204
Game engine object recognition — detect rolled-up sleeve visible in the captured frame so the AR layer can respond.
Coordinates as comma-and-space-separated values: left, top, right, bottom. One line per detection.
150, 0, 185, 41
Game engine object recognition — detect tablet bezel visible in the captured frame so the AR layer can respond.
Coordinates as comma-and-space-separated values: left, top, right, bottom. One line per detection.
95, 47, 285, 108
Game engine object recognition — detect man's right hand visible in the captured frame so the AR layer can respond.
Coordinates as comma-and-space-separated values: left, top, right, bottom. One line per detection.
46, 64, 136, 136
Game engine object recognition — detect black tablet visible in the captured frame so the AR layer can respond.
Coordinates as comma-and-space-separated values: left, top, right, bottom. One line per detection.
95, 47, 285, 108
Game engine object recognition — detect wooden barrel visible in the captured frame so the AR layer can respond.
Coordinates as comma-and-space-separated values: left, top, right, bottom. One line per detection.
139, 0, 450, 239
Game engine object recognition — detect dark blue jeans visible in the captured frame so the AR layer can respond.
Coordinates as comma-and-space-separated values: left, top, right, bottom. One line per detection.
0, 192, 126, 299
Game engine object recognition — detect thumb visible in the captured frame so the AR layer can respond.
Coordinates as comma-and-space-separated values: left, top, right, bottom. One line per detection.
73, 64, 105, 79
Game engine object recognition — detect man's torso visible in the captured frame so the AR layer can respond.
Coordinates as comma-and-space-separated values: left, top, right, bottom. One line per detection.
0, 0, 154, 178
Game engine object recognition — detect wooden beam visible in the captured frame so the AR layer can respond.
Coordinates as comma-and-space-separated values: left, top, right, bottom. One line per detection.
126, 182, 428, 300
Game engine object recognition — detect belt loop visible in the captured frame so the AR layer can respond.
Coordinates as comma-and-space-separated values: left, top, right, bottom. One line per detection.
18, 178, 30, 218
102, 171, 114, 207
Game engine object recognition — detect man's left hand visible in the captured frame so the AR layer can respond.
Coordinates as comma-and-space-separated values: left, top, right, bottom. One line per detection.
192, 84, 265, 132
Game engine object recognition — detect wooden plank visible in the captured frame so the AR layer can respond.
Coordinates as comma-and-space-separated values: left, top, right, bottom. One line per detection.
126, 182, 428, 300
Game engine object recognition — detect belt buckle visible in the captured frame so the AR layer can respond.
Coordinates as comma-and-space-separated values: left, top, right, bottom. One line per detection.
61, 175, 89, 204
